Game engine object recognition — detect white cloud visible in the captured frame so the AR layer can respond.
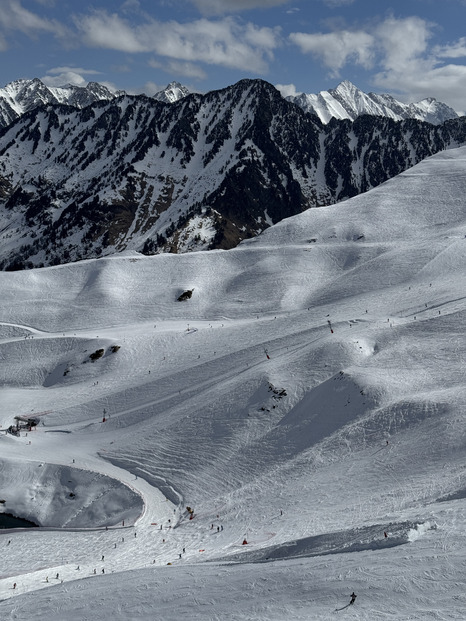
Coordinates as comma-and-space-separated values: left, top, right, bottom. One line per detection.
32, 0, 56, 6
289, 15, 466, 114
46, 65, 102, 76
74, 11, 282, 74
323, 0, 355, 6
74, 11, 145, 53
41, 71, 87, 87
372, 18, 466, 113
187, 0, 290, 16
289, 29, 375, 76
149, 58, 207, 80
435, 37, 466, 59
0, 0, 68, 40
41, 66, 102, 88
375, 16, 432, 74
137, 80, 164, 96
275, 82, 301, 98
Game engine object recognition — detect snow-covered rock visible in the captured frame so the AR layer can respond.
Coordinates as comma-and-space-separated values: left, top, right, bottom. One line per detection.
287, 79, 459, 124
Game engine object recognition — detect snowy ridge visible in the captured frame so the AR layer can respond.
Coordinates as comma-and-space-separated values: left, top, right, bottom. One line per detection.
288, 79, 459, 124
1, 146, 466, 618
0, 78, 187, 130
0, 78, 120, 128
152, 81, 191, 104
0, 76, 458, 131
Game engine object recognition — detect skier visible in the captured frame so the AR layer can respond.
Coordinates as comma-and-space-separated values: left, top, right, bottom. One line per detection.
350, 592, 357, 605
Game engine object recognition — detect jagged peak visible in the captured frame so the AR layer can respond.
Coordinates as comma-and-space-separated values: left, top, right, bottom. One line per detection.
286, 80, 457, 125
152, 81, 190, 104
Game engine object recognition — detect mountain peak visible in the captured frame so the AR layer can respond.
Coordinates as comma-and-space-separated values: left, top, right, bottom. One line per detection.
286, 82, 458, 125
335, 79, 359, 92
0, 78, 119, 128
153, 82, 190, 104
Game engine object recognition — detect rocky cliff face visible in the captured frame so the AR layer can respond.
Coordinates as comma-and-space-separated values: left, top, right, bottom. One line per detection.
0, 79, 465, 270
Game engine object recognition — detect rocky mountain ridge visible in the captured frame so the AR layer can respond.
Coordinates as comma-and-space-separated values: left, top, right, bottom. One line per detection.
0, 79, 189, 130
0, 77, 458, 131
0, 78, 465, 270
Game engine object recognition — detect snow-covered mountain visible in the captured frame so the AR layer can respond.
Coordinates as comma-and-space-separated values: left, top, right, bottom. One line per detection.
0, 78, 121, 129
152, 81, 191, 104
0, 78, 465, 270
0, 77, 458, 132
0, 79, 191, 130
1, 145, 466, 619
287, 79, 459, 124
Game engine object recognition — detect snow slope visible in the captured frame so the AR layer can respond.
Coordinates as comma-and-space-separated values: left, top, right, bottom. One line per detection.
1, 147, 466, 619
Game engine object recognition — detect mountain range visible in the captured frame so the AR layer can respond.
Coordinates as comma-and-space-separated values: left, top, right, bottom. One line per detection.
286, 79, 458, 125
0, 78, 464, 270
0, 77, 458, 129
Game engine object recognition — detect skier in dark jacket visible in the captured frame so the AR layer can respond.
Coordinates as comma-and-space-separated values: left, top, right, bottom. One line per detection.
350, 592, 357, 605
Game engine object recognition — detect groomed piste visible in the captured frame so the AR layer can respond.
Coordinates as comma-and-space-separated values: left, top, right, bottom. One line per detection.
1, 147, 466, 619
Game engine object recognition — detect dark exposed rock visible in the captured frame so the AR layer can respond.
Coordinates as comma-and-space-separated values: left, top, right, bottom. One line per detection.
178, 289, 194, 302
0, 78, 465, 270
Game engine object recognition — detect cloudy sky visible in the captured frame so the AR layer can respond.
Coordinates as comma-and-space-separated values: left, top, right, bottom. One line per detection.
1, 0, 466, 112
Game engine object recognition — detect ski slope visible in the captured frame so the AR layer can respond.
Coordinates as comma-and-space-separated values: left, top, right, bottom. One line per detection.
1, 147, 466, 619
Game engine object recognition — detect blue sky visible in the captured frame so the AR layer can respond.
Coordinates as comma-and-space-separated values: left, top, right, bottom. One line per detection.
1, 0, 466, 113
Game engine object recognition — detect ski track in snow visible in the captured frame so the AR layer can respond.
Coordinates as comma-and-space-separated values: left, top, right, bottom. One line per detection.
0, 148, 466, 618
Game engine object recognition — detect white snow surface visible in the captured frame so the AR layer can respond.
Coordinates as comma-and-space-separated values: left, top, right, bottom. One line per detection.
1, 147, 466, 619
289, 79, 458, 124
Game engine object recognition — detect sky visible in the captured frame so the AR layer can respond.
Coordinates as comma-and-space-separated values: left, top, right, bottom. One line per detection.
0, 0, 466, 113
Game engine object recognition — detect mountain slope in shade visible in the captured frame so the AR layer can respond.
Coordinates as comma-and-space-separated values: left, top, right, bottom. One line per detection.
287, 79, 459, 124
0, 146, 466, 619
